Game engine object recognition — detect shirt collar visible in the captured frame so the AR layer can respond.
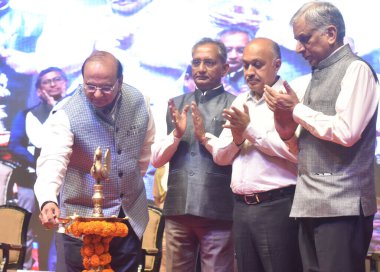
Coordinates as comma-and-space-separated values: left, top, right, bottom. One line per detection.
196, 84, 223, 96
246, 76, 282, 103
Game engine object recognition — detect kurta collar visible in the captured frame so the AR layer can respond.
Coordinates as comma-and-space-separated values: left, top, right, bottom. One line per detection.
194, 84, 224, 104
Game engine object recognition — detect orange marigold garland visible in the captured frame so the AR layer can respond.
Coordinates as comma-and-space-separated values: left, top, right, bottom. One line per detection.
67, 220, 128, 272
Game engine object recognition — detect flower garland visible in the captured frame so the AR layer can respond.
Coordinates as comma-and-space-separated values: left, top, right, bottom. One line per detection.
67, 220, 128, 272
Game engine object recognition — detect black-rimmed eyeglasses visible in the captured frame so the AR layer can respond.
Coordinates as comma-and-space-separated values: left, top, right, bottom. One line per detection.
84, 80, 119, 94
41, 76, 63, 86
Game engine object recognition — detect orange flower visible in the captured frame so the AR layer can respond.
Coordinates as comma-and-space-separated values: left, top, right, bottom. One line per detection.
68, 221, 81, 237
90, 254, 100, 267
83, 222, 93, 235
78, 222, 86, 234
99, 253, 112, 266
92, 234, 102, 244
103, 242, 110, 253
67, 219, 129, 271
94, 243, 105, 255
67, 220, 128, 238
115, 222, 128, 237
83, 244, 95, 257
102, 236, 113, 244
82, 256, 91, 270
102, 222, 117, 237
94, 221, 104, 235
83, 235, 93, 245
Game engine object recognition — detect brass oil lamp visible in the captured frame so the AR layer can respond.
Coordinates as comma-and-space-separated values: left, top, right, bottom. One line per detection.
90, 146, 110, 217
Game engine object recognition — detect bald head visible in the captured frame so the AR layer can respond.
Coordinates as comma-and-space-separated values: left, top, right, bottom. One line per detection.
242, 37, 282, 99
245, 38, 281, 60
81, 51, 123, 79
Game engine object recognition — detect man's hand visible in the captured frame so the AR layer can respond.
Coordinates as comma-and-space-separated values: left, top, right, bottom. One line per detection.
168, 99, 190, 138
264, 81, 299, 140
38, 89, 57, 106
39, 202, 60, 229
274, 110, 298, 140
222, 104, 250, 145
264, 81, 299, 112
191, 102, 207, 143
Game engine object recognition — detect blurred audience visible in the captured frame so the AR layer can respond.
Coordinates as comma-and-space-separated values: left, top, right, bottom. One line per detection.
217, 26, 253, 95
8, 67, 67, 270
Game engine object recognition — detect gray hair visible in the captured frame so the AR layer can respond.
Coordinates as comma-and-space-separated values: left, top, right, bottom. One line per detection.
191, 37, 228, 64
290, 1, 345, 43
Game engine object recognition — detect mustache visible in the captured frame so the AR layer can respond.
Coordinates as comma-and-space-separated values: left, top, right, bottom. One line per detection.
245, 74, 256, 81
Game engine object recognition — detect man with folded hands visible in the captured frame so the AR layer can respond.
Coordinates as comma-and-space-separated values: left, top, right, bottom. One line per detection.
197, 37, 302, 272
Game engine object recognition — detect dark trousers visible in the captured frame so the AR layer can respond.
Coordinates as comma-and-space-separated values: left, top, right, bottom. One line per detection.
56, 220, 143, 272
233, 195, 302, 272
298, 213, 374, 272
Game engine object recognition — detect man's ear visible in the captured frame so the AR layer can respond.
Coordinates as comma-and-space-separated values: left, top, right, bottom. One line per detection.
326, 25, 338, 45
274, 58, 281, 72
222, 63, 230, 77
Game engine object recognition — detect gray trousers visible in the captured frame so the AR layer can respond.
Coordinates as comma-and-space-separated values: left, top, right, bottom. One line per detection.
165, 214, 234, 272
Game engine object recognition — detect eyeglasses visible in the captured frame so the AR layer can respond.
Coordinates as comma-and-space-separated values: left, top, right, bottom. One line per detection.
84, 80, 119, 94
41, 76, 63, 86
191, 59, 218, 69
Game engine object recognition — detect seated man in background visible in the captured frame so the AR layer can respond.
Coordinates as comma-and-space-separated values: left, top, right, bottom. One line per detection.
8, 67, 68, 270
217, 26, 253, 96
